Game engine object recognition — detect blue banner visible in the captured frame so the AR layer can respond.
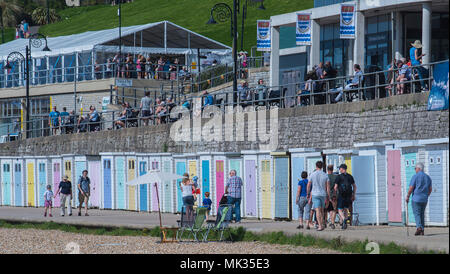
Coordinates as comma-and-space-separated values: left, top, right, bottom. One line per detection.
257, 20, 271, 52
427, 61, 449, 111
296, 13, 312, 46
340, 3, 355, 39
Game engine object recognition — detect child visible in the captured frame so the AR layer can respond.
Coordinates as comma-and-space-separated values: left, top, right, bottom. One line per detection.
203, 192, 212, 221
43, 185, 54, 217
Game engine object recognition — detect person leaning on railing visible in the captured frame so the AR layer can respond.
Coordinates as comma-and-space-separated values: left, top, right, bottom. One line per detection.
332, 64, 364, 103
396, 58, 412, 95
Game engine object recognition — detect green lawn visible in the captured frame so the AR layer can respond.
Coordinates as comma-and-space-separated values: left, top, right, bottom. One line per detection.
1, 28, 17, 44
37, 0, 313, 53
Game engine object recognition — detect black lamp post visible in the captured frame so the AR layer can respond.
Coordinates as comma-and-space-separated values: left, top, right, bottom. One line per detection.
5, 33, 50, 138
207, 0, 264, 105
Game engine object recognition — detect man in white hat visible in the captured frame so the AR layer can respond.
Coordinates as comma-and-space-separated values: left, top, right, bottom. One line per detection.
409, 40, 428, 90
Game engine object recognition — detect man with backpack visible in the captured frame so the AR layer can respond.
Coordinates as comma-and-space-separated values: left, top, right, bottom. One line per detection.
334, 164, 357, 229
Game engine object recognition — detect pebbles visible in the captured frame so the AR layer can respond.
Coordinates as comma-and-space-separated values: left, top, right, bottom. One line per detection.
0, 228, 344, 254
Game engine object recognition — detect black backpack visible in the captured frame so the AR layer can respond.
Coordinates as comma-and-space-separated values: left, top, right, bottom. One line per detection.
338, 173, 354, 198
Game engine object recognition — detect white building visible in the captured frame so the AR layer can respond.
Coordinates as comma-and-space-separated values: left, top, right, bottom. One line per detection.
269, 0, 449, 87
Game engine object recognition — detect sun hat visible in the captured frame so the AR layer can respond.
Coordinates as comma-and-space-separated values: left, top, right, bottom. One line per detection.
411, 40, 422, 49
63, 175, 69, 179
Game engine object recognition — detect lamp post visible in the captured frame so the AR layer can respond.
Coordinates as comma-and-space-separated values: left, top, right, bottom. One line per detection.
207, 0, 265, 105
118, 0, 122, 69
5, 33, 50, 138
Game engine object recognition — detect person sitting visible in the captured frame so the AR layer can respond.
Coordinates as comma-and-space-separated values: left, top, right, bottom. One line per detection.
88, 106, 101, 132
155, 98, 167, 125
298, 69, 317, 106
256, 79, 267, 106
237, 80, 249, 102
114, 102, 131, 129
203, 91, 214, 107
77, 115, 89, 133
333, 64, 364, 102
396, 58, 412, 95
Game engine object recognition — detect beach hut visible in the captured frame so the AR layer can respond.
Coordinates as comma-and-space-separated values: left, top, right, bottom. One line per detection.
289, 148, 317, 220
149, 153, 163, 212
24, 156, 37, 207
353, 142, 388, 225
256, 151, 273, 219
50, 156, 63, 208
242, 150, 259, 218
100, 153, 115, 209
160, 154, 174, 213
74, 155, 101, 208
12, 157, 24, 207
271, 152, 291, 220
0, 157, 13, 206
86, 156, 101, 208
35, 156, 50, 208
383, 140, 404, 225
418, 138, 449, 227
61, 154, 76, 207
136, 153, 149, 212
173, 154, 186, 213
210, 152, 226, 215
126, 153, 138, 211
198, 152, 213, 211
113, 153, 127, 210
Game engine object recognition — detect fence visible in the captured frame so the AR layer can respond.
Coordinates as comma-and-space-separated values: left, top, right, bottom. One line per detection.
0, 59, 446, 141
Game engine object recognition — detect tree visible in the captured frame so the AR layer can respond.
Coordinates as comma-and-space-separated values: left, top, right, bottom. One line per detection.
31, 6, 60, 25
0, 0, 23, 27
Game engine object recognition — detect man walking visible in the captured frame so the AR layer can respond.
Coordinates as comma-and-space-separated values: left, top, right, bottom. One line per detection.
326, 165, 338, 229
77, 170, 91, 216
405, 163, 432, 236
334, 164, 357, 229
225, 170, 243, 223
307, 161, 330, 231
54, 175, 72, 217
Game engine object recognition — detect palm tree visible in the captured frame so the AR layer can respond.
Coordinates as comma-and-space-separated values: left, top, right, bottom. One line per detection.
0, 0, 23, 43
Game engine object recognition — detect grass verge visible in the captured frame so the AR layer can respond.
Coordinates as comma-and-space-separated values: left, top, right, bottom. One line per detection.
0, 219, 440, 254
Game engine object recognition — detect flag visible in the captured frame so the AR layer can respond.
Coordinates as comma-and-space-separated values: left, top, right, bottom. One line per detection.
340, 3, 356, 39
296, 13, 312, 46
257, 20, 271, 51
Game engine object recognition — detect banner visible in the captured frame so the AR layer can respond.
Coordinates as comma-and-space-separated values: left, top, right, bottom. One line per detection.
427, 61, 449, 111
257, 20, 271, 51
296, 13, 312, 46
340, 3, 356, 39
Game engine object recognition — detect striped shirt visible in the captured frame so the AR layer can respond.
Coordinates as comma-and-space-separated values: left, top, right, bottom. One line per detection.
226, 176, 243, 198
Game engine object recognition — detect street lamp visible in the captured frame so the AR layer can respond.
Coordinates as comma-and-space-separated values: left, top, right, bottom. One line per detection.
207, 0, 265, 105
5, 33, 50, 138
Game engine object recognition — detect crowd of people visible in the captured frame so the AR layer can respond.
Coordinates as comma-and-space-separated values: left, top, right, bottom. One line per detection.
48, 105, 101, 135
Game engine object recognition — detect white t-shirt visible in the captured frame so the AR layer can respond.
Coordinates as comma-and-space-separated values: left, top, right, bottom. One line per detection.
181, 183, 193, 197
44, 190, 53, 201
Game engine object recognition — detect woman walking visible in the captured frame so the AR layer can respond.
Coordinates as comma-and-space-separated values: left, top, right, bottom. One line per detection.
180, 173, 195, 219
295, 171, 313, 229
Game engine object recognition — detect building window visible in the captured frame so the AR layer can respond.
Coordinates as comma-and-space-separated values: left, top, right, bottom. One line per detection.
320, 23, 350, 77
365, 14, 392, 71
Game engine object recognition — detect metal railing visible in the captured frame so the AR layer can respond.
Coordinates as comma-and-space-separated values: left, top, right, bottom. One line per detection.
0, 56, 265, 91
0, 59, 445, 141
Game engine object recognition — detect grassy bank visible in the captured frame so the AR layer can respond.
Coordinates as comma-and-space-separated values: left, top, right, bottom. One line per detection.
0, 220, 440, 254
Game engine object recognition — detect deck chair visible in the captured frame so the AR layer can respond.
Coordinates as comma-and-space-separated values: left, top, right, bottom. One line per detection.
176, 205, 195, 241
204, 204, 233, 242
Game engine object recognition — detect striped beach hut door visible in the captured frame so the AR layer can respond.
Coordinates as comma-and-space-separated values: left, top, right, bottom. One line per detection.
428, 150, 444, 224
14, 162, 23, 206
38, 162, 47, 207
244, 159, 257, 217
274, 157, 290, 219
176, 161, 186, 212
115, 157, 126, 210
103, 159, 112, 209
404, 153, 417, 224
261, 158, 272, 219
2, 162, 12, 205
139, 161, 148, 212
127, 159, 137, 211
290, 156, 305, 220
387, 150, 402, 223
151, 159, 161, 212
201, 160, 210, 205
351, 155, 377, 224
52, 161, 61, 207
26, 160, 36, 207
215, 160, 225, 212
162, 159, 172, 213
88, 161, 100, 208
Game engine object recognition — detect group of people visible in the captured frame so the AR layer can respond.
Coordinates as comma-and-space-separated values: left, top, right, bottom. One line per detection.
295, 162, 356, 231
295, 160, 433, 236
100, 55, 190, 81
15, 19, 30, 39
386, 40, 429, 96
48, 105, 101, 135
180, 169, 243, 224
43, 170, 92, 217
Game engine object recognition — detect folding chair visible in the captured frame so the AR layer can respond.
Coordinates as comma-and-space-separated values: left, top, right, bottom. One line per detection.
204, 204, 233, 242
176, 205, 195, 241
176, 206, 208, 242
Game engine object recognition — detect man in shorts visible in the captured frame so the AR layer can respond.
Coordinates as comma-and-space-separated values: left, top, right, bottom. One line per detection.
307, 161, 330, 231
77, 170, 91, 216
48, 106, 60, 135
326, 164, 338, 229
140, 91, 152, 126
334, 164, 357, 229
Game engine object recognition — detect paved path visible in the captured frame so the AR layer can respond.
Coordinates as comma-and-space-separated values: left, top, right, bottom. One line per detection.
0, 207, 448, 253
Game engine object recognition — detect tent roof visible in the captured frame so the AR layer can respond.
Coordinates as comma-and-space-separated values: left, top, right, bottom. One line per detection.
0, 21, 231, 61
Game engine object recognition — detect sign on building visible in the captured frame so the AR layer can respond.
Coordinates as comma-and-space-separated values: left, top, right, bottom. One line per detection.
257, 20, 271, 51
102, 97, 111, 111
296, 13, 312, 46
115, 79, 133, 87
340, 3, 356, 39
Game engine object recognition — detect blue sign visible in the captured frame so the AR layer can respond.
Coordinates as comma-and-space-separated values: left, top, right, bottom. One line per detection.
428, 61, 449, 111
